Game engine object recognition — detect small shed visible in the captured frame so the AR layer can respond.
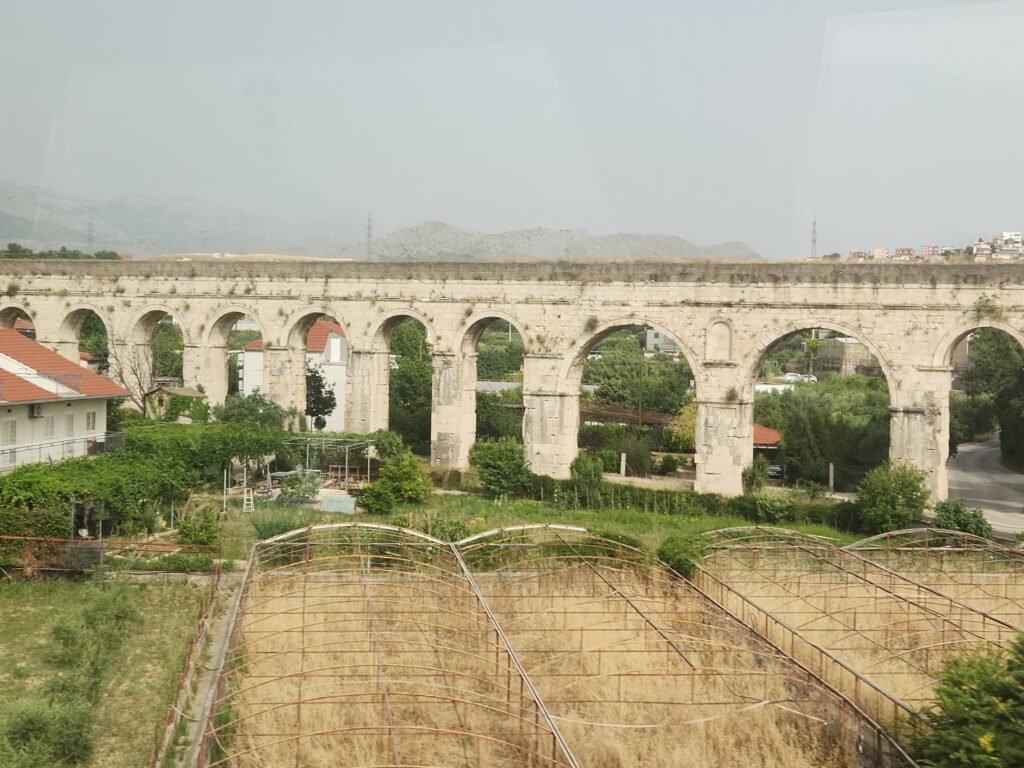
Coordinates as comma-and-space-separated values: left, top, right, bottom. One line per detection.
145, 386, 207, 421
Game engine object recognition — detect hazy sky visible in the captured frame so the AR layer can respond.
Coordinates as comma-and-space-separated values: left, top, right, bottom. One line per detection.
2, 0, 1022, 258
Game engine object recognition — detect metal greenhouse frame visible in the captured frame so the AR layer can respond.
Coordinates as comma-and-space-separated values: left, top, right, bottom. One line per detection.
196, 523, 914, 767
695, 526, 1019, 743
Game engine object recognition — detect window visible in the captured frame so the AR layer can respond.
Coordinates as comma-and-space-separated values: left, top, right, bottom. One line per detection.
44, 414, 55, 438
86, 411, 97, 432
1, 420, 15, 446
65, 413, 75, 437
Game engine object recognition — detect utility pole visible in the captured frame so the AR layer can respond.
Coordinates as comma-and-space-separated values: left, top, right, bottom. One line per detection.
811, 215, 817, 260
366, 212, 373, 260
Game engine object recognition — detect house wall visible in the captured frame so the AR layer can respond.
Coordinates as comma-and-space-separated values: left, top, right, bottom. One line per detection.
0, 399, 108, 470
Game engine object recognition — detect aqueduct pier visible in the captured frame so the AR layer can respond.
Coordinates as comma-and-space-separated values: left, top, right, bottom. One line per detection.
3, 259, 1022, 498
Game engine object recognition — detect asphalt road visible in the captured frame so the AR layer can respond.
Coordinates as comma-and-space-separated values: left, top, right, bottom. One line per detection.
947, 438, 1024, 532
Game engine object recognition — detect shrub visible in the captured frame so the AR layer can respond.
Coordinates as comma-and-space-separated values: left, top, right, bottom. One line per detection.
657, 535, 706, 580
177, 508, 219, 545
251, 506, 317, 540
570, 453, 605, 489
469, 438, 533, 497
742, 454, 769, 494
656, 455, 680, 475
427, 518, 472, 542
728, 492, 794, 524
932, 499, 994, 539
278, 468, 321, 503
135, 552, 218, 572
377, 451, 432, 503
3, 700, 93, 766
360, 482, 396, 515
911, 635, 1024, 766
596, 449, 619, 473
612, 433, 652, 477
857, 463, 929, 534
360, 450, 431, 515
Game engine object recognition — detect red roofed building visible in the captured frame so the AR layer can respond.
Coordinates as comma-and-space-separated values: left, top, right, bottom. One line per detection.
0, 329, 127, 471
236, 319, 348, 430
753, 423, 781, 448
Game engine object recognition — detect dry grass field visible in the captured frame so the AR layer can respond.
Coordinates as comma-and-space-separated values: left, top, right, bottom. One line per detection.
202, 526, 888, 767
700, 542, 1018, 717
473, 565, 853, 768
853, 548, 1024, 629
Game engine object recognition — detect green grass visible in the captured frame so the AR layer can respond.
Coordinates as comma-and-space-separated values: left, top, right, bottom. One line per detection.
208, 490, 859, 561
0, 578, 207, 768
387, 493, 861, 549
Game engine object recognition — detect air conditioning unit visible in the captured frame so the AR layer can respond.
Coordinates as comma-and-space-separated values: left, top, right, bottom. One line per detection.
29, 403, 43, 418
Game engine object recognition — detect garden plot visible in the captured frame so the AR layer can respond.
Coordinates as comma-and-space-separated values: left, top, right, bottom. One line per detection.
200, 524, 912, 768
849, 530, 1024, 629
697, 528, 1018, 728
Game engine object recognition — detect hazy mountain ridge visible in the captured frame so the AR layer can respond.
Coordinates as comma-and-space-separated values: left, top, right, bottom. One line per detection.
341, 221, 763, 262
0, 181, 362, 257
0, 181, 762, 261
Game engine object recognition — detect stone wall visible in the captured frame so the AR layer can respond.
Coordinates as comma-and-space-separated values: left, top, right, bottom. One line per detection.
2, 259, 1022, 499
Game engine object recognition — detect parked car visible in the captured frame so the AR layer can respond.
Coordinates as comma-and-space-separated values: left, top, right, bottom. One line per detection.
767, 464, 783, 479
779, 372, 803, 383
802, 374, 817, 383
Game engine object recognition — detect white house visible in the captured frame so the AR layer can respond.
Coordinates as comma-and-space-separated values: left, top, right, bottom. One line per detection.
0, 329, 128, 471
238, 319, 348, 431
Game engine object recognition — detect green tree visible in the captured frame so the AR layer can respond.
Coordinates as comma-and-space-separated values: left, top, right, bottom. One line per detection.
475, 391, 522, 440
213, 393, 287, 429
754, 375, 890, 489
583, 332, 692, 415
961, 330, 1024, 468
78, 313, 108, 361
388, 320, 432, 454
468, 438, 533, 497
857, 463, 929, 533
151, 316, 183, 381
933, 499, 993, 539
476, 322, 524, 380
912, 635, 1024, 767
305, 363, 337, 430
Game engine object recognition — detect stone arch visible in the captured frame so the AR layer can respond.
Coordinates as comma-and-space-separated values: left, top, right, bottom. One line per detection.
706, 318, 734, 362
204, 305, 268, 348
58, 304, 112, 342
369, 308, 438, 353
559, 316, 703, 395
739, 319, 897, 404
129, 305, 190, 345
0, 302, 33, 329
280, 305, 347, 350
931, 318, 1024, 368
456, 309, 531, 356
56, 304, 111, 367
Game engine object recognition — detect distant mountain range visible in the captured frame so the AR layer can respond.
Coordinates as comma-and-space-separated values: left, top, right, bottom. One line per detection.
338, 221, 762, 262
0, 180, 762, 262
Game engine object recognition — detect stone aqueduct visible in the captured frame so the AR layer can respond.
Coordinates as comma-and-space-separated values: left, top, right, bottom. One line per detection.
2, 259, 1023, 498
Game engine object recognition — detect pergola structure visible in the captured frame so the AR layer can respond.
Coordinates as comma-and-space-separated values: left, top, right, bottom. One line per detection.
197, 524, 913, 767
695, 526, 1020, 744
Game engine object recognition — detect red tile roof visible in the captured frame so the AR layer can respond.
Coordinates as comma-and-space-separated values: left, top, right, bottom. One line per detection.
0, 329, 127, 398
753, 423, 782, 447
0, 369, 60, 403
13, 318, 34, 330
79, 351, 94, 362
239, 320, 345, 354
306, 319, 346, 353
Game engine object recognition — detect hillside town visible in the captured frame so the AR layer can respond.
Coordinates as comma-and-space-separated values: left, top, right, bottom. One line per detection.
813, 231, 1024, 262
